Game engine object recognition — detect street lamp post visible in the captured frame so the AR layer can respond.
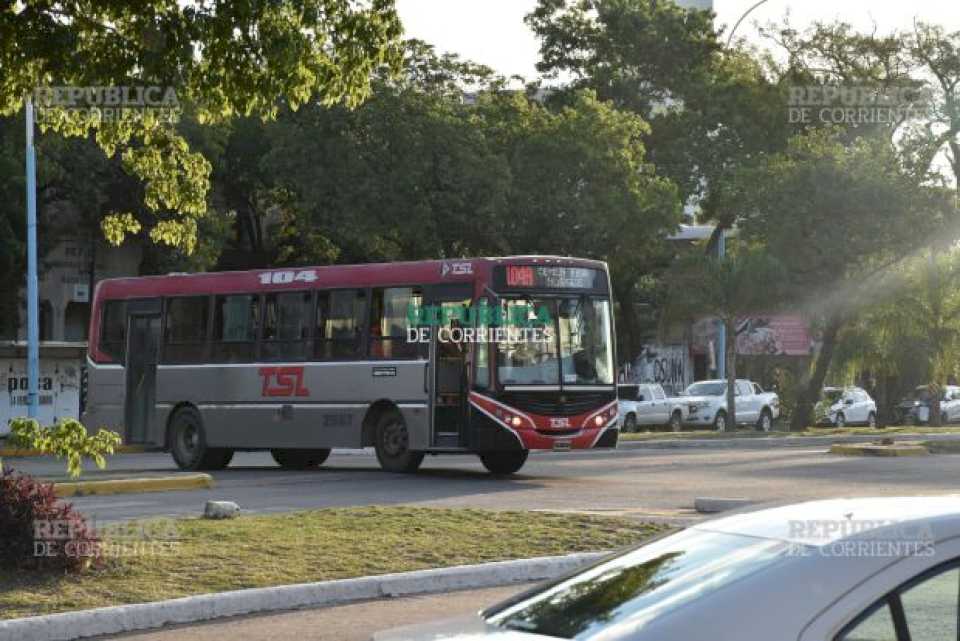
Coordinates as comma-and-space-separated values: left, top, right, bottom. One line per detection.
25, 96, 40, 419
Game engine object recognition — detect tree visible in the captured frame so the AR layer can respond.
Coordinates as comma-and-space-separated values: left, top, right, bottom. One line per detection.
0, 1, 403, 254
738, 128, 954, 429
663, 246, 784, 430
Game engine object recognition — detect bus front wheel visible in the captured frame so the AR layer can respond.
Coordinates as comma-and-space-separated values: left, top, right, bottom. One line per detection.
479, 450, 528, 475
271, 449, 331, 469
374, 411, 424, 473
169, 406, 233, 471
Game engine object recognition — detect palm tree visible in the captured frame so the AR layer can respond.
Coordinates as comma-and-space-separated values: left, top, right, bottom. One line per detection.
664, 245, 785, 430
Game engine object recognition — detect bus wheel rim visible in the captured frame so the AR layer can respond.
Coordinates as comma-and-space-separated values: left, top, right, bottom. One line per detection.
179, 423, 198, 457
383, 420, 408, 457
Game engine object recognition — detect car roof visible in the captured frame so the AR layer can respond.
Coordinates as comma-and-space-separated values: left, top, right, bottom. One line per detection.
692, 496, 960, 546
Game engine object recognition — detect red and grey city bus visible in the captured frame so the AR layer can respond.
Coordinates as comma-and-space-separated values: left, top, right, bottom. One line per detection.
81, 256, 619, 475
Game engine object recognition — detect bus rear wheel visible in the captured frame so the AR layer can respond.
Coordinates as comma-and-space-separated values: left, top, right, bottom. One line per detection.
374, 410, 424, 473
271, 449, 331, 469
169, 406, 233, 471
479, 450, 528, 475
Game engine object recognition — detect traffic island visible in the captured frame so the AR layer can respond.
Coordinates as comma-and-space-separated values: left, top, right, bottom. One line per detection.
52, 473, 214, 497
0, 507, 666, 623
828, 439, 929, 457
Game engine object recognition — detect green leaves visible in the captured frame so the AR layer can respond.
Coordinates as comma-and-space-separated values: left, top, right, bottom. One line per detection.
0, 0, 404, 253
7, 417, 122, 479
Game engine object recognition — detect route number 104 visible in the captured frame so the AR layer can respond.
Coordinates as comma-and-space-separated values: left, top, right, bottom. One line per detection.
258, 270, 318, 285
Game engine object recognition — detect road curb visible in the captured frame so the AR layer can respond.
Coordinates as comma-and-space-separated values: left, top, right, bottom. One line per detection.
617, 433, 960, 450
0, 445, 147, 458
0, 552, 606, 641
828, 443, 929, 457
53, 473, 214, 498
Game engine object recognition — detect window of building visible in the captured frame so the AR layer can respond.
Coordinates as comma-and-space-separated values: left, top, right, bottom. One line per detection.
163, 297, 209, 363
315, 290, 366, 359
262, 292, 312, 361
100, 300, 127, 362
370, 287, 422, 359
211, 294, 259, 362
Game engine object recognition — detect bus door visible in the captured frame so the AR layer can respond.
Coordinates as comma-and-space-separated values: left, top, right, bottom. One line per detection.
124, 310, 161, 444
424, 285, 473, 448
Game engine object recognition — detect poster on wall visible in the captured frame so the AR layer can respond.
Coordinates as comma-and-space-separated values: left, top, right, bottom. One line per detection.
693, 315, 813, 357
0, 360, 81, 435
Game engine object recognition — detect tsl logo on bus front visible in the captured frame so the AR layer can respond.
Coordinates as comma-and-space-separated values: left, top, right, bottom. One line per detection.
258, 367, 309, 397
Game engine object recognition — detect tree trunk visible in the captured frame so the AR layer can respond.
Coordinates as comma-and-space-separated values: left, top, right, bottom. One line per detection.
725, 318, 737, 431
791, 314, 843, 431
929, 383, 942, 427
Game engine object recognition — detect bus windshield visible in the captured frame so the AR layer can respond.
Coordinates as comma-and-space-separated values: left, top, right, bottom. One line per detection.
496, 297, 614, 387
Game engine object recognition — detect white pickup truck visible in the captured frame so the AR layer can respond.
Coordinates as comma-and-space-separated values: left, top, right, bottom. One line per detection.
681, 379, 780, 431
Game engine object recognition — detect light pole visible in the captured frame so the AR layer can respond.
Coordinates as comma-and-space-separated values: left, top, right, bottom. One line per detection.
715, 0, 771, 379
24, 96, 39, 419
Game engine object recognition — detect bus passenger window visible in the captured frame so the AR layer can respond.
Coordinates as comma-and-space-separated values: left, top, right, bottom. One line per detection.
100, 300, 128, 362
211, 294, 259, 363
370, 288, 423, 360
163, 297, 210, 364
262, 292, 311, 361
315, 290, 366, 360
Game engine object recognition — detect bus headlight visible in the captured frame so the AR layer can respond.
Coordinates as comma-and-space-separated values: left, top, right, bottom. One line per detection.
510, 416, 522, 428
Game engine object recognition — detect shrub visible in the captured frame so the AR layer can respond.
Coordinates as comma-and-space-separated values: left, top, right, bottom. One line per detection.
6, 417, 122, 478
0, 468, 102, 573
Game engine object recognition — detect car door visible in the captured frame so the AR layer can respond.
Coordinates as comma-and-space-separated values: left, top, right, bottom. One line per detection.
736, 381, 757, 423
634, 385, 656, 426
651, 384, 669, 424
801, 537, 960, 641
946, 388, 960, 422
850, 390, 868, 423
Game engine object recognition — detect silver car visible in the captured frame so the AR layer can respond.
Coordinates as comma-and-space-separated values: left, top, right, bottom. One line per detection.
375, 496, 960, 641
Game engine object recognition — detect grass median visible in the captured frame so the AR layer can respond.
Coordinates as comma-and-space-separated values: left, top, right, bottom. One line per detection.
0, 506, 666, 620
618, 425, 960, 441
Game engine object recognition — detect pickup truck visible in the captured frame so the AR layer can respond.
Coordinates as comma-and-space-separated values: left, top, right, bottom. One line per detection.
617, 383, 687, 432
681, 379, 780, 431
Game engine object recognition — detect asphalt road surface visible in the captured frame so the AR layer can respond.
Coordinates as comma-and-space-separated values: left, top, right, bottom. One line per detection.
9, 442, 960, 522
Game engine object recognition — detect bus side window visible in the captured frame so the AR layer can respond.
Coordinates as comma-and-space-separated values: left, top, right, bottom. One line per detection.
163, 297, 210, 364
100, 300, 127, 363
316, 290, 366, 360
262, 292, 312, 362
211, 294, 259, 363
370, 287, 422, 360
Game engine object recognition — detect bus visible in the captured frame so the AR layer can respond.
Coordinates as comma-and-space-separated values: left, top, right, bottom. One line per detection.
81, 256, 619, 475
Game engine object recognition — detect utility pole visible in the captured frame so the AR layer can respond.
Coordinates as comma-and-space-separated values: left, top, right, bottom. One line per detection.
25, 96, 39, 419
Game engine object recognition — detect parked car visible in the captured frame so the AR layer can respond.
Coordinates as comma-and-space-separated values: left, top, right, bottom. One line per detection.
895, 385, 960, 425
815, 386, 877, 427
374, 497, 960, 641
616, 383, 686, 432
681, 379, 780, 431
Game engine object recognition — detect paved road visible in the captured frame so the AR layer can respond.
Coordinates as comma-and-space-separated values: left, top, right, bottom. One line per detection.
8, 443, 960, 522
105, 584, 525, 641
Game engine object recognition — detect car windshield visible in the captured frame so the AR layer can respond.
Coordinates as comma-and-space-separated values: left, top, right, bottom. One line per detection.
496, 297, 614, 386
685, 382, 726, 397
487, 529, 788, 639
823, 389, 843, 403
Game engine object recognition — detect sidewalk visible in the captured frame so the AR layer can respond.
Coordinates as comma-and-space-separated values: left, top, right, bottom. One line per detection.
104, 584, 526, 641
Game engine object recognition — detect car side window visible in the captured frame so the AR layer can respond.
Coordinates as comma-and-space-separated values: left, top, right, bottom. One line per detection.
636, 386, 647, 402
753, 383, 763, 394
837, 564, 960, 641
900, 566, 959, 641
839, 602, 898, 641
653, 386, 666, 400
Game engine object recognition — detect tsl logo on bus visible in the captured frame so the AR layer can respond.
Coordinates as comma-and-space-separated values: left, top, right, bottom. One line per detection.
258, 367, 309, 397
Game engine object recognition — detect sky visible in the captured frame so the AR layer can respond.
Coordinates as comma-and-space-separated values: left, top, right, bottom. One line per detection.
395, 0, 960, 80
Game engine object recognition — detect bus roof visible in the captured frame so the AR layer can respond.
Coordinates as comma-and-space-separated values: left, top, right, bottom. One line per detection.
93, 255, 609, 301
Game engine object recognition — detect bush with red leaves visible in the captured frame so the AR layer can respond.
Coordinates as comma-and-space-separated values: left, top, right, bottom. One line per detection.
0, 469, 102, 572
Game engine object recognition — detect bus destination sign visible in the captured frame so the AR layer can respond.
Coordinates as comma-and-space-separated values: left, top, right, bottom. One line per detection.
497, 265, 606, 292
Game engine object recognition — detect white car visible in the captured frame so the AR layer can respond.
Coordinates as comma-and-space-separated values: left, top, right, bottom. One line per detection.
617, 383, 686, 432
909, 385, 960, 425
817, 386, 878, 427
682, 379, 780, 431
375, 496, 960, 641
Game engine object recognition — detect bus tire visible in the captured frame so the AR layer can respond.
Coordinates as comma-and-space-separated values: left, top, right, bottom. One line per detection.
169, 406, 233, 471
271, 449, 331, 469
479, 450, 528, 475
374, 410, 424, 473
